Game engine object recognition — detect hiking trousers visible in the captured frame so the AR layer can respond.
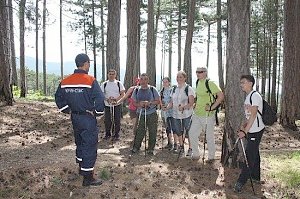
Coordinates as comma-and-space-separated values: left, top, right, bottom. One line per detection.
104, 105, 122, 138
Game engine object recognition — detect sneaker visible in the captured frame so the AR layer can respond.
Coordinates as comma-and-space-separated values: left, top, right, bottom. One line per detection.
177, 145, 185, 156
163, 143, 173, 150
233, 182, 244, 193
172, 144, 178, 153
186, 148, 192, 157
191, 155, 200, 161
205, 159, 215, 164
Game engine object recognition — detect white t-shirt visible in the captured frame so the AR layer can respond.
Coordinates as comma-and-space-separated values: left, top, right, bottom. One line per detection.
170, 84, 195, 119
244, 91, 265, 133
100, 80, 125, 106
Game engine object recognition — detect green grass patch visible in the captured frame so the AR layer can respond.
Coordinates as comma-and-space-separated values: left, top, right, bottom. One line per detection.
13, 86, 54, 102
265, 151, 300, 188
98, 167, 111, 180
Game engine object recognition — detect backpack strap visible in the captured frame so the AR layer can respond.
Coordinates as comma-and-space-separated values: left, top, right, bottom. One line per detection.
104, 81, 121, 93
249, 90, 261, 127
160, 87, 165, 101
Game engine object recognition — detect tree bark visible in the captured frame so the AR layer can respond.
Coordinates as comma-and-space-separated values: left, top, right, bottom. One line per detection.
19, 0, 26, 97
42, 0, 46, 95
183, 0, 196, 85
168, 10, 173, 81
0, 0, 13, 105
92, 0, 97, 79
146, 0, 156, 86
106, 0, 121, 77
125, 0, 140, 89
280, 0, 300, 130
217, 0, 224, 91
8, 0, 17, 86
35, 0, 39, 90
60, 0, 63, 79
206, 22, 211, 68
177, 0, 182, 72
221, 0, 250, 167
100, 0, 105, 82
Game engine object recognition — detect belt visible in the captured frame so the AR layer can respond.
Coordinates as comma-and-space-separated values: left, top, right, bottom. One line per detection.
72, 111, 90, 115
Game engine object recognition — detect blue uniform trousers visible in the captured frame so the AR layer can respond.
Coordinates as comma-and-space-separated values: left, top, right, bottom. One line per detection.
71, 113, 98, 176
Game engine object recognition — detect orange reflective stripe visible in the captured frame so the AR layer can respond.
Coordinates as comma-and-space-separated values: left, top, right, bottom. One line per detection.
61, 73, 95, 87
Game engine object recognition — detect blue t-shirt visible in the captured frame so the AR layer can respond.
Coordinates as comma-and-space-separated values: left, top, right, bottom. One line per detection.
132, 85, 160, 115
160, 87, 173, 118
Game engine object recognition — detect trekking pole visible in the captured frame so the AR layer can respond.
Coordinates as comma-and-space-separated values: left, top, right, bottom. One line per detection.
144, 106, 147, 157
202, 107, 209, 164
177, 117, 184, 162
240, 138, 256, 195
161, 108, 164, 150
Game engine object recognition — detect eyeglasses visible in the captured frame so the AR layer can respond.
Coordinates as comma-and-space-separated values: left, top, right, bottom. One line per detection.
196, 71, 206, 74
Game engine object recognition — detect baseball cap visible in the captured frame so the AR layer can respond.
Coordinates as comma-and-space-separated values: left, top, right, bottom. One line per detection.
75, 53, 90, 67
196, 67, 207, 72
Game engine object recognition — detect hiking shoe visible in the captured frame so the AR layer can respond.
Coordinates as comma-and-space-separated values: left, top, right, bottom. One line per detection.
163, 143, 173, 150
233, 182, 243, 193
186, 148, 192, 157
172, 144, 178, 153
82, 175, 103, 187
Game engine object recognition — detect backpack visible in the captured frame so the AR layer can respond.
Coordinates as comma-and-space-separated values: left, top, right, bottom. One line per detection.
103, 81, 121, 93
196, 79, 220, 125
172, 85, 190, 103
250, 91, 277, 126
135, 86, 155, 100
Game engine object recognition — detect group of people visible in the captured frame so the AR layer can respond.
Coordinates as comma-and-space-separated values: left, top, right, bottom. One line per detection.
55, 53, 265, 194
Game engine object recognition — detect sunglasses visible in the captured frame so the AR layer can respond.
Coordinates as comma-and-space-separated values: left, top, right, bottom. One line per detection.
196, 71, 206, 74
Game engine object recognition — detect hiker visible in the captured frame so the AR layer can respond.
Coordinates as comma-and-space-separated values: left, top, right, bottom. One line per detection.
100, 69, 125, 141
233, 74, 265, 193
55, 53, 105, 186
117, 77, 140, 134
188, 67, 224, 161
160, 77, 174, 150
166, 71, 195, 157
131, 73, 160, 155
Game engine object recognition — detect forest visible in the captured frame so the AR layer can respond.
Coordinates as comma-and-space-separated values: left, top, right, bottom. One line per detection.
0, 0, 300, 198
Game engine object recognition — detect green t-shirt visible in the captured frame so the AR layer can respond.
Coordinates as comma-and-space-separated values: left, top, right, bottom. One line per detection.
195, 79, 221, 117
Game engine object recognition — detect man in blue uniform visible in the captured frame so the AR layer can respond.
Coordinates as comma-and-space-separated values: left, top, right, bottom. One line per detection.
55, 53, 105, 186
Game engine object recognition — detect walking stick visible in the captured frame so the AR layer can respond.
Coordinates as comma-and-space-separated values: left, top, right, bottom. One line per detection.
202, 110, 209, 164
240, 138, 256, 195
161, 109, 164, 150
144, 107, 147, 157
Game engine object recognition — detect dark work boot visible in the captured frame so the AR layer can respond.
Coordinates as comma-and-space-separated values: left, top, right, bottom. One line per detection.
82, 173, 103, 187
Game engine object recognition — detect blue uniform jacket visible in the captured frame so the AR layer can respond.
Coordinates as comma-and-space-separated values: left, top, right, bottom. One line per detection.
55, 69, 105, 115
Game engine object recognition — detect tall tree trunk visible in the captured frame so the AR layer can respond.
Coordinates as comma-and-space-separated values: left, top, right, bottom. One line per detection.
154, 0, 160, 45
136, 9, 141, 77
106, 0, 121, 77
100, 0, 105, 82
146, 0, 156, 86
177, 0, 182, 72
0, 0, 13, 105
217, 0, 224, 91
280, 0, 300, 130
270, 0, 278, 112
92, 0, 97, 79
35, 0, 39, 90
60, 0, 63, 79
206, 22, 211, 68
183, 0, 196, 85
221, 0, 250, 167
19, 0, 26, 97
8, 0, 17, 86
261, 26, 266, 97
168, 10, 173, 81
42, 0, 46, 95
125, 0, 140, 89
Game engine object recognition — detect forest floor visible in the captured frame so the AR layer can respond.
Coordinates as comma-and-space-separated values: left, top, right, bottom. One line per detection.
0, 99, 300, 199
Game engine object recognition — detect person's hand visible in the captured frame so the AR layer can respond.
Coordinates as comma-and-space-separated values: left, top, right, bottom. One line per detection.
237, 129, 246, 139
162, 104, 167, 111
205, 103, 211, 111
178, 104, 184, 113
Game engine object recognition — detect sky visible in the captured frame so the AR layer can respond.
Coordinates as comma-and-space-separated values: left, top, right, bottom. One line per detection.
13, 1, 223, 87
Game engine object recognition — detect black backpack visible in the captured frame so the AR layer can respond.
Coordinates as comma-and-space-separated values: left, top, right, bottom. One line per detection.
172, 85, 190, 103
135, 86, 155, 100
250, 91, 277, 126
196, 79, 221, 125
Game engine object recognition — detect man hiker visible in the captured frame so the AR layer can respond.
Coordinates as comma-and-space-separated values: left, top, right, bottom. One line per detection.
131, 73, 160, 155
100, 69, 125, 141
234, 74, 265, 193
188, 67, 224, 161
55, 53, 105, 186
